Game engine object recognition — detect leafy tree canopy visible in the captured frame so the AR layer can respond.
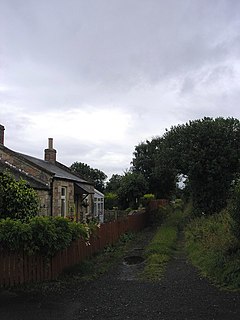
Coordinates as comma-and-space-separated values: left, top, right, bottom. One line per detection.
132, 117, 240, 215
105, 174, 123, 193
132, 138, 176, 198
117, 171, 148, 210
70, 162, 107, 193
0, 171, 39, 221
104, 192, 119, 210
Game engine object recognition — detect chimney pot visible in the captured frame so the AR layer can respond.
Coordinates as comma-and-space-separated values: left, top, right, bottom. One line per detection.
48, 138, 53, 149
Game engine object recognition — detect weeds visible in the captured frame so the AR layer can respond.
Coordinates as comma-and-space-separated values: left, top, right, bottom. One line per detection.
62, 232, 135, 281
185, 209, 240, 290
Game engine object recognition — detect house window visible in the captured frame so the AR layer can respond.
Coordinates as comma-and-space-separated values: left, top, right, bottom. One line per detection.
61, 187, 67, 217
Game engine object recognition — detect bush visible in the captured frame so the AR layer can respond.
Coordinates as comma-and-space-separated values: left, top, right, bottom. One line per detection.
0, 216, 96, 257
148, 204, 170, 226
104, 192, 119, 210
140, 194, 155, 207
0, 218, 32, 252
229, 179, 240, 239
185, 210, 240, 289
0, 171, 39, 221
172, 198, 184, 211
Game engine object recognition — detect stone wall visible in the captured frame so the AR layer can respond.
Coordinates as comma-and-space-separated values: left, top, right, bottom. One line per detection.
52, 179, 75, 218
0, 147, 51, 185
37, 189, 51, 216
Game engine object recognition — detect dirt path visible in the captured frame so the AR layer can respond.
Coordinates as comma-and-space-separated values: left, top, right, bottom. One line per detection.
1, 228, 240, 320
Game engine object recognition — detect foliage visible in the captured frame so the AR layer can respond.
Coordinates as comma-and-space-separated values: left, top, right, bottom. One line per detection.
117, 171, 148, 210
104, 192, 119, 210
148, 205, 169, 226
164, 117, 240, 215
172, 198, 184, 211
70, 162, 107, 193
0, 171, 39, 221
0, 216, 95, 257
140, 193, 155, 207
63, 232, 136, 281
105, 174, 123, 193
228, 179, 240, 239
132, 138, 176, 198
141, 209, 186, 281
132, 117, 240, 216
185, 210, 240, 289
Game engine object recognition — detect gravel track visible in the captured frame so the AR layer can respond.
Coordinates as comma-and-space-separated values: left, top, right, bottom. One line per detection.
1, 228, 240, 320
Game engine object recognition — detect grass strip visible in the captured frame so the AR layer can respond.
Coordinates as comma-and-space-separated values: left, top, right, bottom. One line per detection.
141, 210, 185, 281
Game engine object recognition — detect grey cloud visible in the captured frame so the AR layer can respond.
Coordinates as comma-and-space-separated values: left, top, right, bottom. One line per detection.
1, 0, 240, 176
2, 0, 240, 88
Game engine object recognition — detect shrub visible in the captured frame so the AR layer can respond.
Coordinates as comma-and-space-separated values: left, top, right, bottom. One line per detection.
0, 171, 39, 221
0, 216, 96, 257
229, 179, 240, 239
140, 194, 155, 207
104, 192, 119, 210
185, 210, 240, 289
0, 218, 32, 252
172, 198, 184, 211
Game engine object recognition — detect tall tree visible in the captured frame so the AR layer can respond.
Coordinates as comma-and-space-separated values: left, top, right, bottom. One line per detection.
105, 174, 123, 193
132, 138, 176, 198
70, 162, 107, 193
132, 117, 240, 215
117, 171, 148, 210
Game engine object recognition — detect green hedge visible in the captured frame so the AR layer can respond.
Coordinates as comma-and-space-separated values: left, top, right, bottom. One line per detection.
0, 216, 97, 257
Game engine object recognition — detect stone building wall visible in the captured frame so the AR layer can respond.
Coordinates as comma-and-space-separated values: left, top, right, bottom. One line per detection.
52, 179, 75, 218
37, 189, 51, 216
0, 147, 51, 185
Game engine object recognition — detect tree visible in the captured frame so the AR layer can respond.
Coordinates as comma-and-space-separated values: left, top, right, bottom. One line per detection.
117, 172, 148, 210
132, 138, 176, 198
161, 117, 240, 215
70, 162, 107, 193
0, 171, 39, 221
104, 192, 119, 210
132, 117, 240, 216
105, 174, 123, 193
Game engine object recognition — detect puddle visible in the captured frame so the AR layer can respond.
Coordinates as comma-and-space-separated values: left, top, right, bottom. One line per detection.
123, 256, 145, 265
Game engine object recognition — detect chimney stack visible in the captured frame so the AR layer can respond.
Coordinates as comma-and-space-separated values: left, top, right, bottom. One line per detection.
0, 125, 5, 145
44, 138, 57, 163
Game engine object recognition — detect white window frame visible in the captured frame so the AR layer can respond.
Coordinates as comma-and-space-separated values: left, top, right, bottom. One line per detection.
60, 186, 67, 217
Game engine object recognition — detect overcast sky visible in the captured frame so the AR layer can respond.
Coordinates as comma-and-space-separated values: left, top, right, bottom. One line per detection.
1, 0, 240, 179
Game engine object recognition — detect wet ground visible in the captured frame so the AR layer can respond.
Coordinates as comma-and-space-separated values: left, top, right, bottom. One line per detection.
1, 228, 240, 320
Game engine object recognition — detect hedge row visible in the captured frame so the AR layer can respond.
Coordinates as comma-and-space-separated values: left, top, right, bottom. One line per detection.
0, 216, 97, 257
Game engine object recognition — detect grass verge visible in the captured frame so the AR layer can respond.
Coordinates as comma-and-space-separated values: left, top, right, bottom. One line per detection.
141, 208, 187, 281
185, 209, 240, 290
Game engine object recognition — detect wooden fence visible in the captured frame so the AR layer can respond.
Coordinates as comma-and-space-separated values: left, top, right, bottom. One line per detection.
0, 211, 147, 288
147, 199, 169, 211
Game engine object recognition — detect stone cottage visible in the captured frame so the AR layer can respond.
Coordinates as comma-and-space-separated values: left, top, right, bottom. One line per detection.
0, 125, 94, 222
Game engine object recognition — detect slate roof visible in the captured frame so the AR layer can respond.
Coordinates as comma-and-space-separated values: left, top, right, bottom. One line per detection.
18, 153, 91, 184
0, 143, 93, 193
0, 158, 49, 190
